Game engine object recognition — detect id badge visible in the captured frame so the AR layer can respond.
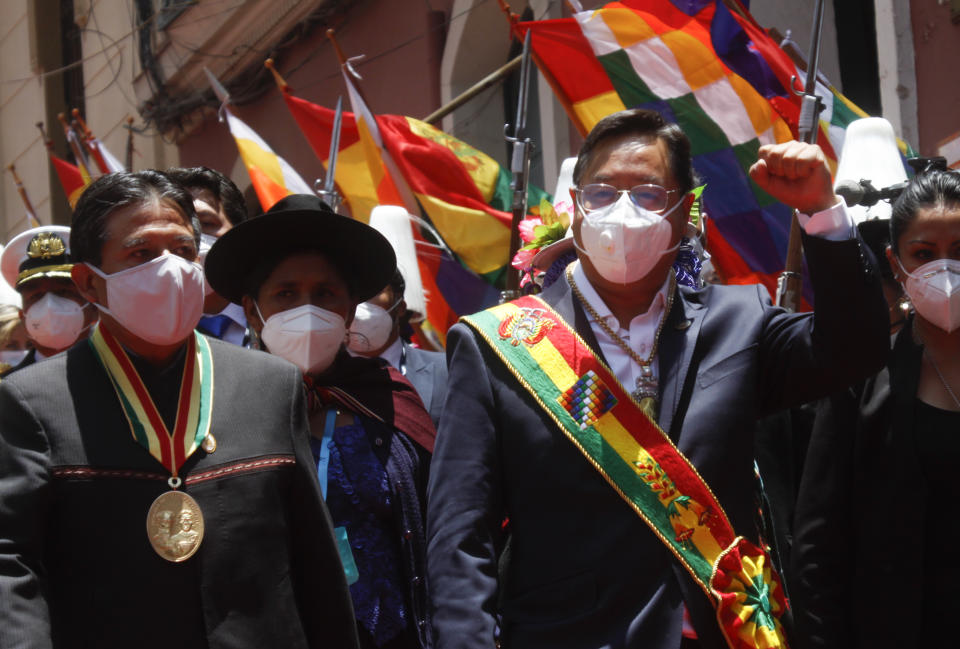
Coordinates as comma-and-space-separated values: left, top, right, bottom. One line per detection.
334, 526, 359, 585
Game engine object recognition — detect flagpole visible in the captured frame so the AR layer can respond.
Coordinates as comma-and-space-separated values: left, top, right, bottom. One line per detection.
327, 28, 420, 216
423, 56, 522, 125
264, 58, 290, 93
6, 164, 40, 227
124, 117, 135, 171
72, 108, 110, 174
775, 0, 826, 313
57, 113, 92, 179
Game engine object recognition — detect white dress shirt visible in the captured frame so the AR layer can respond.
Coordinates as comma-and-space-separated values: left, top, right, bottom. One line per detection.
573, 200, 854, 398
379, 337, 404, 372
216, 302, 248, 347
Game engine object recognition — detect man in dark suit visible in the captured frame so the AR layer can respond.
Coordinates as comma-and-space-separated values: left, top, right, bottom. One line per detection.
349, 269, 448, 426
426, 110, 889, 649
166, 166, 250, 346
0, 171, 358, 649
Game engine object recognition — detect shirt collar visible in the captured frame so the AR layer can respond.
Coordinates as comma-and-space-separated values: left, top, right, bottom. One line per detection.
379, 337, 403, 370
218, 302, 246, 326
570, 260, 672, 330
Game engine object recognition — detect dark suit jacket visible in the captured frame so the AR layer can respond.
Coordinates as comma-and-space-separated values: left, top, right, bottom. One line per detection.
402, 344, 448, 428
790, 325, 926, 649
426, 234, 888, 649
0, 336, 359, 649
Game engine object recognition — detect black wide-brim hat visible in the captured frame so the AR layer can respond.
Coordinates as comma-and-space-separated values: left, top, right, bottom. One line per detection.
204, 194, 397, 304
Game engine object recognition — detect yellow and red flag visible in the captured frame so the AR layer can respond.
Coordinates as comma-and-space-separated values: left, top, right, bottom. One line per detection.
48, 152, 88, 209
223, 109, 314, 211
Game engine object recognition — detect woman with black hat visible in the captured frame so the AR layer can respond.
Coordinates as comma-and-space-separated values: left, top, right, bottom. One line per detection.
205, 195, 435, 649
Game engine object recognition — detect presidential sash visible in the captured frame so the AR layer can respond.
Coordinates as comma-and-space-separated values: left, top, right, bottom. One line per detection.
463, 296, 790, 649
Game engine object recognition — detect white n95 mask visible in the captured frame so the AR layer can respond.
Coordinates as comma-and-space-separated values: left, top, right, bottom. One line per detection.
898, 257, 960, 333
257, 303, 346, 374
24, 293, 88, 350
347, 301, 398, 353
577, 194, 682, 284
86, 253, 205, 345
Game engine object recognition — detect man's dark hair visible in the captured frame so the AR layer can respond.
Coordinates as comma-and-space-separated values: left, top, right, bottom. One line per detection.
387, 268, 406, 301
890, 169, 960, 254
71, 170, 200, 266
165, 166, 247, 226
572, 109, 696, 195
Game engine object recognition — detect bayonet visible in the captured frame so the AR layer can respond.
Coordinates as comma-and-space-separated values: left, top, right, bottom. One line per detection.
502, 30, 534, 301
316, 96, 343, 212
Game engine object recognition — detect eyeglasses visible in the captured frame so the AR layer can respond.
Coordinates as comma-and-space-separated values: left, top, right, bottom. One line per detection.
574, 183, 678, 214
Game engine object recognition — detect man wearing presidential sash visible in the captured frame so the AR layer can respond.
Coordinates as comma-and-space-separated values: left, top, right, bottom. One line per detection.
0, 171, 359, 649
426, 109, 889, 649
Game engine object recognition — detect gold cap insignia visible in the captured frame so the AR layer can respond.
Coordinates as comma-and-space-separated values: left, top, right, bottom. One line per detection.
26, 233, 67, 260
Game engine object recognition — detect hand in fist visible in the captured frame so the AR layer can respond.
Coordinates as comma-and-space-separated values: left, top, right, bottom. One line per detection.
749, 141, 839, 215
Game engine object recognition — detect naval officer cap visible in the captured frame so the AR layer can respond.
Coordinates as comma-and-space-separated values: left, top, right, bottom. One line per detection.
0, 226, 74, 290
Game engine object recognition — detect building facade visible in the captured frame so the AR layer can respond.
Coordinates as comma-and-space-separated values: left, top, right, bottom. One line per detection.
1, 0, 957, 240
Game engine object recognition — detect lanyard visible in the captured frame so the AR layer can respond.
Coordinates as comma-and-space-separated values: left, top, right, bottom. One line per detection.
317, 408, 337, 500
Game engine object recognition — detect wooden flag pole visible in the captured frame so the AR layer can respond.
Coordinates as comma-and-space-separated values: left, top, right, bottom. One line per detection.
264, 58, 290, 93
423, 56, 521, 125
57, 113, 92, 178
6, 163, 40, 226
124, 116, 135, 171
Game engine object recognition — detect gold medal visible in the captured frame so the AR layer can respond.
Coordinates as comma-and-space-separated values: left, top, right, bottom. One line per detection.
202, 433, 217, 454
146, 483, 204, 563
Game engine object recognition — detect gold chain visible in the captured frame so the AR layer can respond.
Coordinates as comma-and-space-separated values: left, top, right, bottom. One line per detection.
915, 320, 960, 409
566, 266, 675, 371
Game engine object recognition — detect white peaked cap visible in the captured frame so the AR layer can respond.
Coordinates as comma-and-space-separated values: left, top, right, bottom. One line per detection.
0, 245, 21, 308
834, 117, 908, 224
367, 205, 427, 317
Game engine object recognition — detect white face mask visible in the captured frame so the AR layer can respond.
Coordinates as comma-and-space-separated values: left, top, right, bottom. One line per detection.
576, 193, 682, 284
87, 254, 205, 346
24, 293, 89, 351
0, 349, 28, 366
898, 257, 960, 332
257, 303, 346, 374
347, 301, 399, 353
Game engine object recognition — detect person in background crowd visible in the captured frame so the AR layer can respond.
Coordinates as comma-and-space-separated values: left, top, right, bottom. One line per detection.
0, 304, 30, 372
348, 268, 448, 427
205, 194, 435, 649
857, 218, 909, 334
791, 168, 960, 649
0, 226, 96, 376
166, 166, 249, 345
0, 171, 358, 649
426, 109, 888, 649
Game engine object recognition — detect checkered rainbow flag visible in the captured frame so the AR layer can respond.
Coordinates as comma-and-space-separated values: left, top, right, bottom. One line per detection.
519, 0, 907, 302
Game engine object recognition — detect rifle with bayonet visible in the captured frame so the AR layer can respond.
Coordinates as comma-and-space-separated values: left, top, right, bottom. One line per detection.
775, 0, 825, 312
315, 96, 344, 213
501, 30, 534, 303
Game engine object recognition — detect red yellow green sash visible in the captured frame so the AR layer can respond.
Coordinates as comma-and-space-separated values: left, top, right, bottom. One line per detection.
89, 325, 214, 477
463, 296, 790, 649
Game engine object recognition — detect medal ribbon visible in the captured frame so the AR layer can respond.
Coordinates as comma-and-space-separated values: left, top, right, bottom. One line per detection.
464, 297, 790, 649
88, 325, 214, 477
